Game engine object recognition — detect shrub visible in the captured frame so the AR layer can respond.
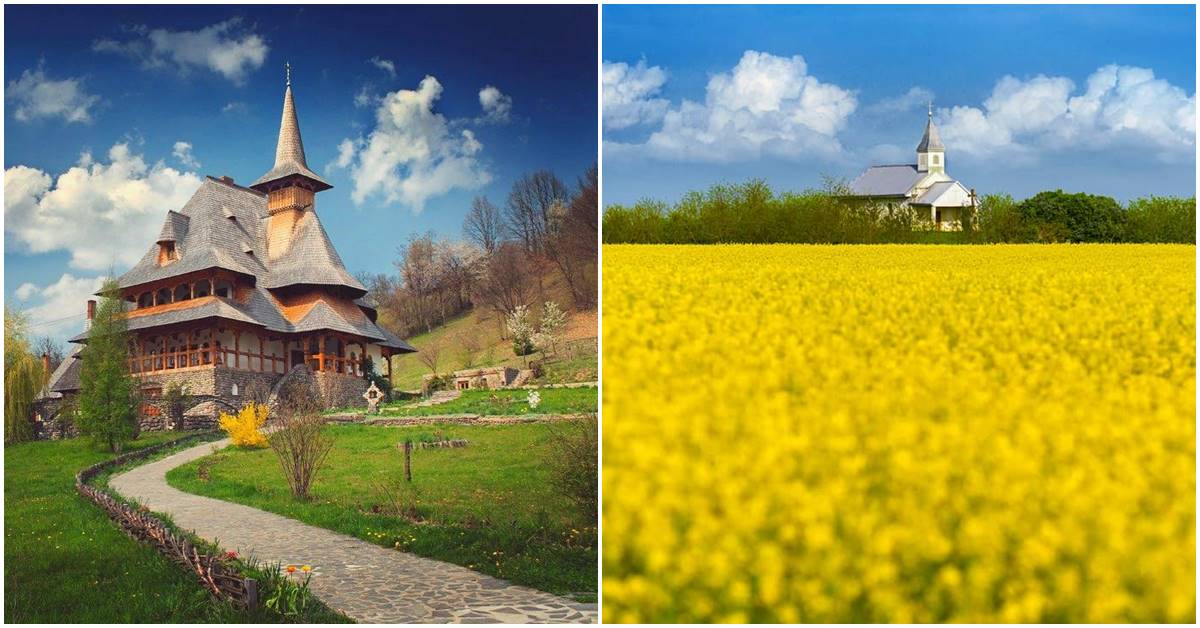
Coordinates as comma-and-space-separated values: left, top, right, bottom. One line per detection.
162, 382, 193, 431
268, 412, 333, 501
546, 415, 598, 521
1125, 196, 1196, 243
218, 402, 268, 448
4, 310, 42, 443
533, 301, 567, 358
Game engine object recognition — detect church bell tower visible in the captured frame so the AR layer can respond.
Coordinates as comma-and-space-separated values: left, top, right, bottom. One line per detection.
916, 102, 945, 174
250, 63, 333, 261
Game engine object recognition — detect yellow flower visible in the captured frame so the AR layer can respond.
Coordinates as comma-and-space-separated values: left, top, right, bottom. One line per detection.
301, 565, 312, 573
602, 244, 1195, 623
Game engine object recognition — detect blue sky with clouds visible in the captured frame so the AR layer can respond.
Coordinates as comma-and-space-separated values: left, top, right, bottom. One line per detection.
4, 4, 596, 342
603, 4, 1196, 207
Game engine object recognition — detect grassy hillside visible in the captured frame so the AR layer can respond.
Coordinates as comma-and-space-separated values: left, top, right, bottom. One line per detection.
387, 307, 597, 392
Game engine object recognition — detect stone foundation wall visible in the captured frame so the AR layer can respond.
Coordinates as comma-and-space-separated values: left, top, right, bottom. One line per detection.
314, 371, 368, 409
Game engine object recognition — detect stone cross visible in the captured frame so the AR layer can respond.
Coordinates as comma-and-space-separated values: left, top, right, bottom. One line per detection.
363, 382, 383, 414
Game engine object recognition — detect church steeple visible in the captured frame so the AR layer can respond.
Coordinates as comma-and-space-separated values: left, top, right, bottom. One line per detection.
250, 64, 332, 195
916, 102, 945, 174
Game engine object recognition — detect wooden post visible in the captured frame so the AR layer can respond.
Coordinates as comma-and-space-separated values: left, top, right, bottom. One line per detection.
233, 330, 240, 370
318, 335, 326, 372
403, 439, 413, 482
243, 577, 258, 609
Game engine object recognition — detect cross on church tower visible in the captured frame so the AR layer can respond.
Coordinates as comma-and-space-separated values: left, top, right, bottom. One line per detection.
286, 62, 291, 87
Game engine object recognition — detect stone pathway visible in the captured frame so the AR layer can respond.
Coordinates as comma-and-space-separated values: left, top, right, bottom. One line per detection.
403, 390, 462, 409
109, 438, 597, 623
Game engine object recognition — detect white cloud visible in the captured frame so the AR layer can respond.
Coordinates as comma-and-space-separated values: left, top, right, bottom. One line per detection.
602, 59, 669, 130
6, 64, 100, 124
940, 64, 1195, 161
5, 143, 203, 271
93, 19, 268, 84
172, 141, 200, 168
332, 76, 492, 211
608, 51, 858, 163
15, 283, 38, 301
12, 274, 108, 343
222, 101, 247, 114
369, 56, 396, 78
354, 84, 378, 108
478, 85, 512, 123
865, 86, 934, 115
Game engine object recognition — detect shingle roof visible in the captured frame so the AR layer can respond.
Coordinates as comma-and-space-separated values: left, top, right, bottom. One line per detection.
850, 164, 925, 197
259, 210, 366, 295
117, 178, 268, 291
917, 116, 945, 152
40, 345, 82, 397
250, 85, 331, 191
157, 211, 190, 242
71, 298, 261, 342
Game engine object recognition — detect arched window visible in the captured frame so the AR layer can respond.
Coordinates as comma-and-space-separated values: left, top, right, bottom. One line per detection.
174, 284, 191, 302
194, 281, 210, 298
155, 288, 171, 305
214, 280, 233, 298
138, 292, 153, 308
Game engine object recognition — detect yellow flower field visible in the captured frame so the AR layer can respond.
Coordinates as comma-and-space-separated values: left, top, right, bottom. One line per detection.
602, 244, 1195, 623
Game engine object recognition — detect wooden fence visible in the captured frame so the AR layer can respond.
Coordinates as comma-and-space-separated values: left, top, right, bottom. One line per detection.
74, 433, 259, 609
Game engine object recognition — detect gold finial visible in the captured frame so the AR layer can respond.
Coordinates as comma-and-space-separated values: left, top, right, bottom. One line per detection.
286, 62, 291, 87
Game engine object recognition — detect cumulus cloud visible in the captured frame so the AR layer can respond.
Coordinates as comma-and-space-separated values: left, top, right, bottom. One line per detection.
940, 64, 1195, 161
608, 51, 858, 163
865, 86, 934, 115
331, 76, 492, 211
602, 59, 669, 130
6, 64, 100, 124
369, 56, 397, 78
477, 85, 512, 123
93, 19, 268, 84
5, 143, 202, 271
172, 141, 200, 168
12, 273, 108, 342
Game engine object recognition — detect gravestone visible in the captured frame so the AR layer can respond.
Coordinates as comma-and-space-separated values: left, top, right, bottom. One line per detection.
363, 382, 383, 414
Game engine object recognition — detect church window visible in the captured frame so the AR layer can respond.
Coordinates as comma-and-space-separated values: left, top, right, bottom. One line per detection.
933, 154, 940, 165
194, 281, 210, 298
231, 383, 239, 396
155, 288, 171, 305
173, 284, 191, 302
214, 280, 233, 298
137, 292, 153, 308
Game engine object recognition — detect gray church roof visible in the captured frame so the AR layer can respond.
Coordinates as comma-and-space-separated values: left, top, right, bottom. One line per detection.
913, 181, 958, 205
850, 164, 925, 196
250, 84, 331, 191
917, 116, 944, 152
118, 177, 269, 290
40, 345, 82, 397
259, 210, 366, 295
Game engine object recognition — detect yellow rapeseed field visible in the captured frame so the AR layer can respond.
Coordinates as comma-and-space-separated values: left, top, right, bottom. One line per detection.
602, 244, 1195, 623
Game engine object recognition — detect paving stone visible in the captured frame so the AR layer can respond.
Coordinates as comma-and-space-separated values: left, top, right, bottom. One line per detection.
109, 437, 596, 624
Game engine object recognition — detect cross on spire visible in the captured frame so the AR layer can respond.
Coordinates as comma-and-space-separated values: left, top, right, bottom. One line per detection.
285, 62, 291, 87
928, 100, 933, 118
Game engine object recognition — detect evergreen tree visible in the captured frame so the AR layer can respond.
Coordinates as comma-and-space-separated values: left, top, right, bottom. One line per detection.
77, 279, 139, 452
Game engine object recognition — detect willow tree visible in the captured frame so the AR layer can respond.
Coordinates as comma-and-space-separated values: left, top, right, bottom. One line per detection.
4, 310, 43, 443
77, 279, 139, 452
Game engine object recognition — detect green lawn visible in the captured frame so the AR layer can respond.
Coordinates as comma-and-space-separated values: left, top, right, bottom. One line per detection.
166, 423, 596, 600
4, 432, 263, 622
377, 387, 597, 417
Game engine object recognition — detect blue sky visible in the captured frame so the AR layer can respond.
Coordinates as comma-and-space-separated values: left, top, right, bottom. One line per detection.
4, 5, 596, 342
603, 4, 1196, 207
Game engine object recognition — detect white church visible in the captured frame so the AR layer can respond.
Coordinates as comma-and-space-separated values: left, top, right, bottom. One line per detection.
849, 105, 977, 230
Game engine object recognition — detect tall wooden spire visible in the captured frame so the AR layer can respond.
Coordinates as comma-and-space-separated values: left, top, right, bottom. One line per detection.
250, 65, 331, 194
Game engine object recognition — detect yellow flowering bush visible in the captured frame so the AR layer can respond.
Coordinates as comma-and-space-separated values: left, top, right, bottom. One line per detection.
219, 402, 269, 448
602, 244, 1195, 623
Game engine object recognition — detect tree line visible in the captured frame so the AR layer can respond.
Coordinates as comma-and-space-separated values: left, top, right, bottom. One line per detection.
602, 179, 1196, 245
363, 164, 598, 339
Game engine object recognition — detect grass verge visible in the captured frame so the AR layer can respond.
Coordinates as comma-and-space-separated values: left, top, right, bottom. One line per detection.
166, 423, 596, 601
377, 387, 597, 417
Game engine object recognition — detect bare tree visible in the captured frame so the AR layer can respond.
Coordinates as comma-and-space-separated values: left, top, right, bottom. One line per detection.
464, 196, 503, 254
268, 377, 332, 500
34, 336, 65, 374
472, 243, 534, 330
418, 340, 442, 376
458, 331, 482, 368
504, 170, 570, 254
545, 164, 598, 308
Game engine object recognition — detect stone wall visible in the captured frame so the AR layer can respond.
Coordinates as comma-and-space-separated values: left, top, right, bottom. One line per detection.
314, 371, 368, 409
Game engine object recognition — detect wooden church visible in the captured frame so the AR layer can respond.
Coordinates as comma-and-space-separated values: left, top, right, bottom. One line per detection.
41, 69, 414, 428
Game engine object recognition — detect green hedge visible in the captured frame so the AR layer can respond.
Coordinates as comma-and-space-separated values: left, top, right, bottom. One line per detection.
602, 180, 1196, 245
